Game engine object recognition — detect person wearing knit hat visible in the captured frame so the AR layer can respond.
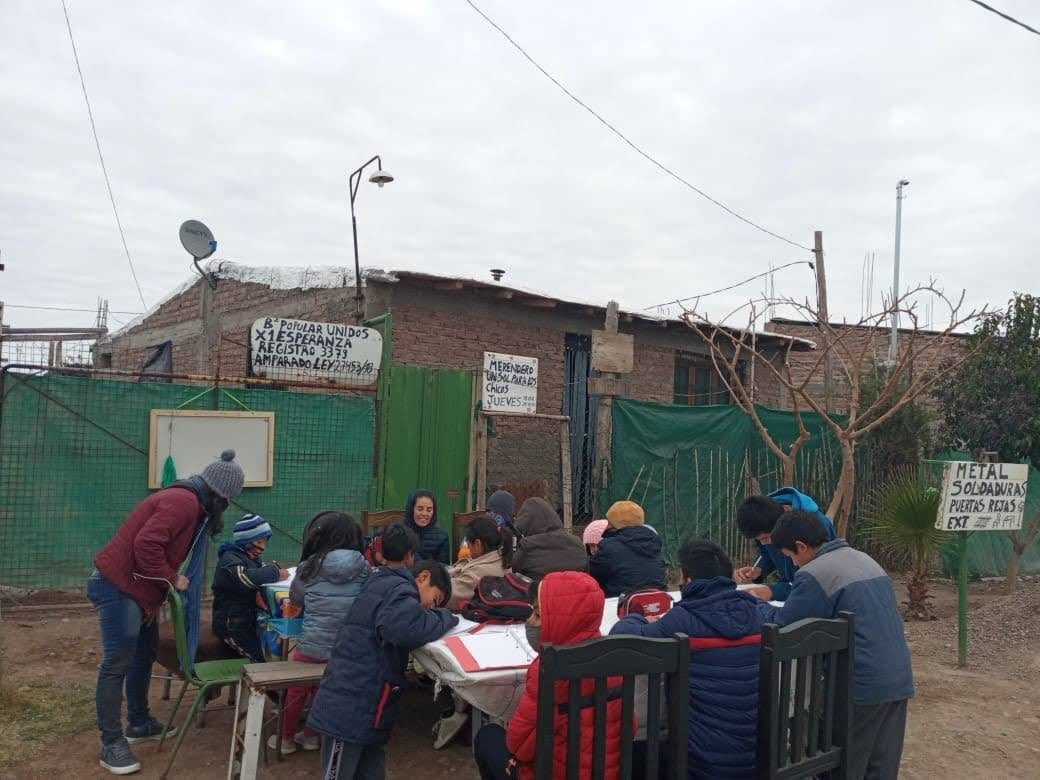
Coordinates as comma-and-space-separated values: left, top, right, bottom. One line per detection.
589, 501, 666, 597
200, 449, 246, 500
485, 490, 516, 528
212, 513, 288, 664
582, 519, 610, 556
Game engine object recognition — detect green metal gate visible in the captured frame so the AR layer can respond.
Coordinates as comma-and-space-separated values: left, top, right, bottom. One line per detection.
375, 363, 474, 537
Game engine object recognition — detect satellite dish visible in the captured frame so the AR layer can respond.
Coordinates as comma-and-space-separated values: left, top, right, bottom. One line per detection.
179, 220, 217, 260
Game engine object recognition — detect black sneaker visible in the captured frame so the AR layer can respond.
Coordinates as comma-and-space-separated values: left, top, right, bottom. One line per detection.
125, 718, 177, 743
99, 739, 141, 775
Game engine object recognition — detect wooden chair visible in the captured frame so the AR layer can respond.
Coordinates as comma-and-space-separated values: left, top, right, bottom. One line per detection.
360, 509, 404, 535
452, 510, 487, 553
534, 634, 689, 779
757, 612, 854, 780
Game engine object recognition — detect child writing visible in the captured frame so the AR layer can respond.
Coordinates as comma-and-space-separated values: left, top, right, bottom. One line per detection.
212, 514, 288, 662
307, 523, 458, 779
270, 511, 369, 756
447, 515, 514, 611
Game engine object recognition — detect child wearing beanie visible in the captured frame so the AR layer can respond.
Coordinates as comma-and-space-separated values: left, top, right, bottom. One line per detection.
588, 501, 666, 597
212, 514, 288, 662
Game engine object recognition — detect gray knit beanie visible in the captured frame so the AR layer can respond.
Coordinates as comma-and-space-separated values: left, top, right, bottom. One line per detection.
200, 449, 246, 499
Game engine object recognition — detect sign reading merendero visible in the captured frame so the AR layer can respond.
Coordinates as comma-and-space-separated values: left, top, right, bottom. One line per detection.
250, 317, 383, 385
483, 351, 538, 414
936, 461, 1029, 531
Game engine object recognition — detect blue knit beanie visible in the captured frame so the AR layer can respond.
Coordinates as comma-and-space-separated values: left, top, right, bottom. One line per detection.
233, 513, 272, 546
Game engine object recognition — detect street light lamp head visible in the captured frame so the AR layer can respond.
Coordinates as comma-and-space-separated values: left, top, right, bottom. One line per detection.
369, 169, 394, 188
898, 179, 910, 187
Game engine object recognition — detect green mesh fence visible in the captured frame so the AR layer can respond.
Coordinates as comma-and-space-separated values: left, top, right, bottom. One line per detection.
0, 372, 375, 590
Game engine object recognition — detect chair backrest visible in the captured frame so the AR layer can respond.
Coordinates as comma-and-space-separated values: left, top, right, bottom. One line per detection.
757, 611, 854, 780
166, 589, 194, 678
534, 634, 689, 780
452, 510, 487, 552
361, 509, 404, 535
500, 479, 549, 510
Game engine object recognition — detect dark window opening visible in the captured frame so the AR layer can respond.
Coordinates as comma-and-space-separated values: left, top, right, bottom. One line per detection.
673, 353, 743, 406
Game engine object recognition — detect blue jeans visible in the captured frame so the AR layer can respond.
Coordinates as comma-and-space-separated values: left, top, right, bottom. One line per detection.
87, 570, 159, 745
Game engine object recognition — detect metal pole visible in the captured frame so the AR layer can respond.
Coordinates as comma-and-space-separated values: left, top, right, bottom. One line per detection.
957, 532, 969, 667
351, 203, 362, 324
888, 179, 908, 363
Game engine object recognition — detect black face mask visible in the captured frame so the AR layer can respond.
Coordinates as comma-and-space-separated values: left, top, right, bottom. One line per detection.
525, 622, 541, 652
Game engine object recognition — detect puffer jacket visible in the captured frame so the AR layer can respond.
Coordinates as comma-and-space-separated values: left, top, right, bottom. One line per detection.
611, 577, 766, 779
290, 549, 369, 660
588, 525, 666, 597
448, 548, 505, 611
211, 544, 281, 638
404, 490, 450, 564
307, 565, 457, 745
507, 571, 624, 780
511, 498, 588, 581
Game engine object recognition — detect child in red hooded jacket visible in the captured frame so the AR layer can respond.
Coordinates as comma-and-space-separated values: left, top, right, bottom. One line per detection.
473, 571, 625, 780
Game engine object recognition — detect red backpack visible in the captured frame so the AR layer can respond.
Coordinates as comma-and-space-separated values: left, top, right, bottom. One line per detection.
617, 589, 673, 620
461, 572, 534, 623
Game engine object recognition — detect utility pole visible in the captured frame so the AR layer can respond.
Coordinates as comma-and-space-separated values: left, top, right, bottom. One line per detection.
888, 179, 910, 363
813, 230, 832, 414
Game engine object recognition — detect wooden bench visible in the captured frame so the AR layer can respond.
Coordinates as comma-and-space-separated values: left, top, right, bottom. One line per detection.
228, 661, 327, 780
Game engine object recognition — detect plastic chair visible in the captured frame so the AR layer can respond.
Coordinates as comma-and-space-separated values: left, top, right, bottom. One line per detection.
156, 589, 251, 779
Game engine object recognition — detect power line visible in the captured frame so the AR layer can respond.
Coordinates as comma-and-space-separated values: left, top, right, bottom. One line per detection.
644, 259, 814, 311
966, 0, 1040, 36
60, 0, 148, 310
4, 303, 142, 315
462, 0, 813, 253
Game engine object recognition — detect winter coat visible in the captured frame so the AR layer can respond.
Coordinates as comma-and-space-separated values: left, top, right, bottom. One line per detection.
758, 539, 914, 707
511, 498, 588, 581
612, 577, 767, 779
447, 548, 505, 611
290, 549, 369, 660
405, 491, 450, 564
507, 571, 624, 780
588, 525, 666, 597
211, 544, 281, 638
307, 565, 457, 745
755, 487, 837, 600
94, 485, 208, 613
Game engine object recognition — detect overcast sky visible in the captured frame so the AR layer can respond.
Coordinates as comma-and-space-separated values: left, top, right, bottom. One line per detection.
1, 0, 1037, 334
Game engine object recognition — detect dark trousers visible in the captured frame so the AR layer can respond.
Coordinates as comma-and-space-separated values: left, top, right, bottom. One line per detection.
848, 699, 908, 780
474, 724, 516, 780
87, 570, 159, 746
320, 737, 386, 780
218, 623, 265, 663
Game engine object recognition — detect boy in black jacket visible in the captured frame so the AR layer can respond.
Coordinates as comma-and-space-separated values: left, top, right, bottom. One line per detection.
212, 514, 288, 662
308, 523, 458, 779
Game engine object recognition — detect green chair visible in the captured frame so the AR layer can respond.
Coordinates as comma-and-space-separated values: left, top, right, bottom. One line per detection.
157, 589, 250, 779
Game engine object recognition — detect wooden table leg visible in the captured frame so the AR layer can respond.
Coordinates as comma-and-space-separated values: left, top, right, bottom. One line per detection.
239, 687, 267, 780
226, 678, 243, 780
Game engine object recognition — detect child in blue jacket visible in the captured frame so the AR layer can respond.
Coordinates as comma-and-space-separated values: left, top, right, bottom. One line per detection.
611, 540, 765, 779
733, 487, 835, 600
307, 523, 458, 779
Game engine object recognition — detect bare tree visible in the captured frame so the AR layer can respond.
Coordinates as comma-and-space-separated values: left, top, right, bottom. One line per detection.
683, 283, 992, 535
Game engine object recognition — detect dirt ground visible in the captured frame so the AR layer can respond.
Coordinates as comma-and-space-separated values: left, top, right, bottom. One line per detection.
2, 577, 1039, 779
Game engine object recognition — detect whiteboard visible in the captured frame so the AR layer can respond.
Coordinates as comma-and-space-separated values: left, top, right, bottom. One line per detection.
148, 410, 275, 489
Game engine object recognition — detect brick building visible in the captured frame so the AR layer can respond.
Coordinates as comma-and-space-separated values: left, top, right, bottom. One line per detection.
96, 261, 810, 517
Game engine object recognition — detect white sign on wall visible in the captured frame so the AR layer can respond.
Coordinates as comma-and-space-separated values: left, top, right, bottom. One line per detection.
935, 461, 1029, 531
483, 351, 538, 414
250, 317, 383, 384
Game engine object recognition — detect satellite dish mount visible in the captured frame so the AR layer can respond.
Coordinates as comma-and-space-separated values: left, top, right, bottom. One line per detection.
179, 220, 219, 289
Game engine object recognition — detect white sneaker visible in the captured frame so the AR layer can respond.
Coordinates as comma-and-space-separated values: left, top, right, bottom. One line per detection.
267, 733, 297, 755
433, 711, 469, 750
294, 731, 321, 751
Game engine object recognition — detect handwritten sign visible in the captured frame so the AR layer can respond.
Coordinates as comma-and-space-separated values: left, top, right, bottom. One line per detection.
483, 352, 538, 414
250, 317, 382, 384
936, 461, 1029, 531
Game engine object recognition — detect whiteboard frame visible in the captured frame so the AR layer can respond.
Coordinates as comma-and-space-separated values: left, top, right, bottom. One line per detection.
148, 409, 275, 489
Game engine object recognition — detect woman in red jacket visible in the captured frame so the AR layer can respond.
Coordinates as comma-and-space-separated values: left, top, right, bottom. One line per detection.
473, 571, 625, 780
88, 450, 244, 775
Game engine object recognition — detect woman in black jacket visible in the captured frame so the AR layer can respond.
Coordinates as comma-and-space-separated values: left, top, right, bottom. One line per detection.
404, 489, 450, 564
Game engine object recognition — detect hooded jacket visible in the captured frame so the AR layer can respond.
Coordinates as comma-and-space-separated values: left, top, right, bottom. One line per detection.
211, 543, 281, 637
758, 539, 914, 707
612, 577, 766, 779
307, 565, 457, 745
94, 485, 208, 613
405, 490, 450, 564
588, 525, 666, 597
447, 548, 505, 611
755, 487, 837, 600
511, 498, 588, 581
507, 572, 624, 780
290, 549, 369, 660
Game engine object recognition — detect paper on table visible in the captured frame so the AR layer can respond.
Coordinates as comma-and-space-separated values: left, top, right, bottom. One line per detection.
445, 629, 536, 672
270, 566, 297, 588
443, 616, 481, 637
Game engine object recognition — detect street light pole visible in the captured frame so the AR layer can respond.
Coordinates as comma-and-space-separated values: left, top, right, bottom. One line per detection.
888, 179, 909, 363
349, 155, 394, 323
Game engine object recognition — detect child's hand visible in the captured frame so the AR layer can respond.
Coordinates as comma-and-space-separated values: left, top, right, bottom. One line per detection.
278, 568, 291, 580
174, 575, 190, 591
744, 585, 773, 601
733, 566, 762, 584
